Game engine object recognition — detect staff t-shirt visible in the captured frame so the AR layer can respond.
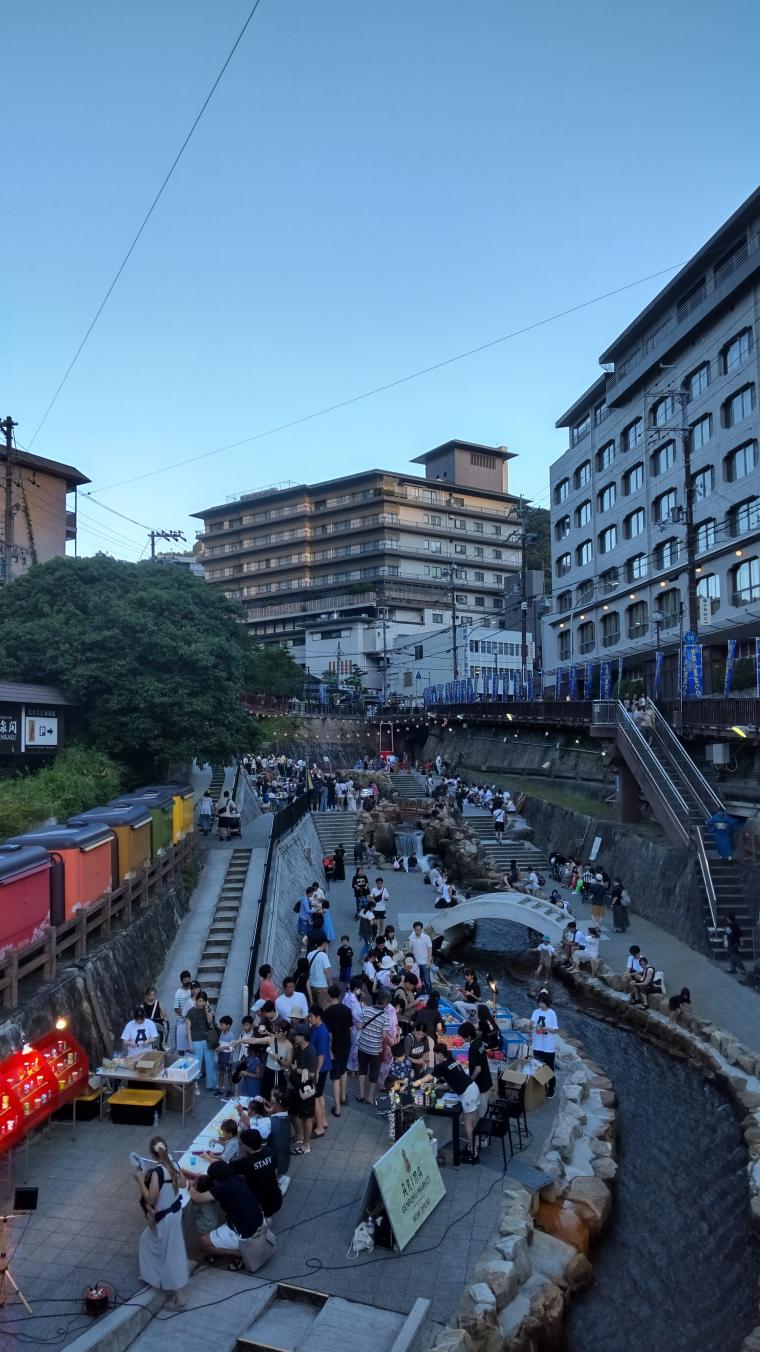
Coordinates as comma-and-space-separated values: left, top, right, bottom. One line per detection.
231, 1149, 282, 1217
530, 1008, 558, 1055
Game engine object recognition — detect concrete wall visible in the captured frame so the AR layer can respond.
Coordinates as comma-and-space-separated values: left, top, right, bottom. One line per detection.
519, 793, 708, 953
420, 727, 610, 793
259, 812, 325, 983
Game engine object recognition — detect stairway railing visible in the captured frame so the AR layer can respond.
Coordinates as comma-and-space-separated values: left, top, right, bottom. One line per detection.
647, 699, 723, 818
614, 703, 691, 848
694, 827, 719, 930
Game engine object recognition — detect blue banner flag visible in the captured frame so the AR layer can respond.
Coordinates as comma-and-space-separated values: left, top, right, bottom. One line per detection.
554, 667, 562, 699
616, 657, 623, 693
756, 637, 760, 698
567, 665, 577, 698
682, 633, 703, 698
724, 640, 736, 696
583, 662, 593, 699
600, 660, 612, 700
513, 670, 522, 701
526, 670, 534, 700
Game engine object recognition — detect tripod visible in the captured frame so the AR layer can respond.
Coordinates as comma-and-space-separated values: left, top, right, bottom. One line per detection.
0, 1213, 33, 1313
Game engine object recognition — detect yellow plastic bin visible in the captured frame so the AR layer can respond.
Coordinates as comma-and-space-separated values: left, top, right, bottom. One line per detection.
67, 803, 153, 880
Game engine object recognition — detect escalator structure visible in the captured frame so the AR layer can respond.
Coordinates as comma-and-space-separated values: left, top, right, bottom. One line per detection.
610, 699, 754, 961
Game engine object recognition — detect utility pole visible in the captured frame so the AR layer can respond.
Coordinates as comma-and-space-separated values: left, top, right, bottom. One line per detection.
678, 391, 699, 637
449, 564, 459, 681
1, 417, 17, 585
149, 528, 186, 559
379, 585, 388, 707
519, 496, 528, 681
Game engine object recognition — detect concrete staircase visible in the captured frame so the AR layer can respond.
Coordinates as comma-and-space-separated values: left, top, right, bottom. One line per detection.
313, 811, 358, 855
392, 771, 428, 801
464, 810, 552, 879
195, 848, 252, 1001
208, 762, 226, 800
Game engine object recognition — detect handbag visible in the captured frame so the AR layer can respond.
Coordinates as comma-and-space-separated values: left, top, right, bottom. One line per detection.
205, 1019, 220, 1050
238, 1220, 276, 1273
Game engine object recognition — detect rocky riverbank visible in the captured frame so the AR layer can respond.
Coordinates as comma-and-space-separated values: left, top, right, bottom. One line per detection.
430, 1032, 618, 1352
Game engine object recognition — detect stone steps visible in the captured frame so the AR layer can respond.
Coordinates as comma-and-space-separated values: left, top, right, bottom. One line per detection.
193, 847, 252, 1002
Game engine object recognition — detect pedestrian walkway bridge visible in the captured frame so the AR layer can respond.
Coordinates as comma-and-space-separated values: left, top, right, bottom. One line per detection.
398, 890, 572, 943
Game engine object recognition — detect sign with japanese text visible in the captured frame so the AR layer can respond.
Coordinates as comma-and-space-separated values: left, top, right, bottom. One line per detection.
0, 705, 22, 752
24, 709, 59, 749
372, 1117, 445, 1251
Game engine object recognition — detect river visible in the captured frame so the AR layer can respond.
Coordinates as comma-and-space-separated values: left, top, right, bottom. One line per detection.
456, 919, 760, 1352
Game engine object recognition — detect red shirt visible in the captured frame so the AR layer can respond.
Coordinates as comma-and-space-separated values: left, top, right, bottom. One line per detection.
260, 979, 279, 1002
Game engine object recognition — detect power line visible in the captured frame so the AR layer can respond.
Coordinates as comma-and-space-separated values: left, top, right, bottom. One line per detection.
86, 261, 686, 497
27, 0, 266, 448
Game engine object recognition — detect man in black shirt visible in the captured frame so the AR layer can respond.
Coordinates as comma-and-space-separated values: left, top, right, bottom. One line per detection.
233, 1129, 282, 1217
414, 992, 441, 1038
322, 984, 353, 1117
190, 1159, 263, 1259
433, 1047, 482, 1157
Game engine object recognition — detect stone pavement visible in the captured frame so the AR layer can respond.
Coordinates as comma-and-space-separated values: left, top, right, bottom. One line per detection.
0, 811, 558, 1351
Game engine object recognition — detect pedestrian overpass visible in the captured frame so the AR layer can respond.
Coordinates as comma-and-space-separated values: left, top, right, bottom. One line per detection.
398, 891, 572, 944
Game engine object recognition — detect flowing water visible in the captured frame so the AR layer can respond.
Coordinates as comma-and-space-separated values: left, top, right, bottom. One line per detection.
456, 919, 760, 1352
395, 829, 428, 870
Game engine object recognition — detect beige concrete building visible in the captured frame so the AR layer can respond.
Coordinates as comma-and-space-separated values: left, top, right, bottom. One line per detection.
2, 448, 89, 581
193, 440, 524, 690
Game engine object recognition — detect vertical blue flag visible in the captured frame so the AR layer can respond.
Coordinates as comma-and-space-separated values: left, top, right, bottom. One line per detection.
755, 637, 760, 698
583, 662, 593, 699
654, 649, 664, 699
616, 657, 623, 693
513, 670, 523, 701
600, 660, 612, 700
526, 670, 534, 700
567, 665, 577, 698
554, 667, 562, 699
724, 640, 736, 696
682, 633, 703, 698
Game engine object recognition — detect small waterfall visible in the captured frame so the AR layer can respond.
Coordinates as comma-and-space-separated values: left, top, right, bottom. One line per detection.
394, 829, 428, 871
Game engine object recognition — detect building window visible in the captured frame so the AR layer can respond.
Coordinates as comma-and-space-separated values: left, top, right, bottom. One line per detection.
656, 589, 681, 628
624, 508, 646, 539
623, 462, 644, 495
576, 579, 594, 605
653, 488, 678, 524
425, 539, 443, 552
576, 540, 592, 567
573, 460, 592, 489
626, 553, 648, 582
455, 593, 467, 604
601, 611, 620, 647
697, 518, 716, 551
424, 513, 443, 526
570, 414, 591, 447
432, 612, 444, 623
595, 441, 615, 472
475, 596, 485, 607
470, 453, 495, 468
469, 641, 480, 653
732, 557, 760, 606
474, 522, 484, 534
727, 497, 760, 538
627, 599, 649, 639
493, 524, 502, 536
453, 518, 466, 530
414, 644, 424, 660
600, 566, 619, 593
722, 384, 755, 428
403, 671, 413, 688
557, 590, 572, 613
722, 328, 752, 373
598, 525, 617, 555
692, 467, 714, 502
492, 548, 503, 559
556, 552, 571, 577
575, 500, 592, 527
691, 413, 712, 450
685, 362, 710, 401
697, 573, 720, 613
578, 621, 595, 654
454, 542, 467, 554
473, 546, 484, 558
554, 477, 570, 504
623, 418, 644, 450
597, 483, 616, 513
725, 441, 759, 483
654, 537, 680, 569
594, 400, 607, 426
651, 441, 676, 476
558, 631, 571, 661
474, 570, 485, 581
454, 568, 467, 579
651, 394, 676, 427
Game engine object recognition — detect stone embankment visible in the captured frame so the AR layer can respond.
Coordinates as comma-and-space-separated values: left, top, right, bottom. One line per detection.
431, 1033, 618, 1352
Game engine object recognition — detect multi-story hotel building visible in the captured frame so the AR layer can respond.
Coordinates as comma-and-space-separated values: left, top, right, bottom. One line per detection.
545, 186, 760, 694
193, 440, 523, 692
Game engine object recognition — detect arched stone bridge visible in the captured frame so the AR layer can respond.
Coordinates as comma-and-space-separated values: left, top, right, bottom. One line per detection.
398, 891, 573, 944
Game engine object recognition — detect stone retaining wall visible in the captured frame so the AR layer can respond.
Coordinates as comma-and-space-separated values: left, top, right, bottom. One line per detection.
430, 1033, 618, 1352
260, 812, 327, 983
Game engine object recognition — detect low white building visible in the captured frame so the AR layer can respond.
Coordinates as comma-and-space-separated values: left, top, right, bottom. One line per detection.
387, 623, 534, 705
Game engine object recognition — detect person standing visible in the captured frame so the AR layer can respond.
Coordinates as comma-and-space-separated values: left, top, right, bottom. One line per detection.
408, 922, 433, 995
134, 1137, 188, 1308
352, 867, 370, 918
173, 970, 194, 1052
290, 1025, 318, 1155
144, 987, 169, 1050
610, 878, 630, 933
308, 1004, 332, 1136
370, 878, 389, 925
274, 977, 308, 1024
322, 984, 352, 1118
530, 993, 558, 1098
306, 938, 332, 1010
333, 843, 346, 880
459, 1020, 493, 1121
535, 937, 555, 982
355, 994, 388, 1106
186, 991, 218, 1091
492, 805, 505, 841
198, 790, 214, 836
724, 914, 746, 974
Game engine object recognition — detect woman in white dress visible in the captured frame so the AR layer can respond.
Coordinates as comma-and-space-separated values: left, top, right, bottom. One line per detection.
135, 1137, 189, 1308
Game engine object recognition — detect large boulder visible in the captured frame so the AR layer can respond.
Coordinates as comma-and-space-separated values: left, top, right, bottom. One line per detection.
566, 1176, 612, 1236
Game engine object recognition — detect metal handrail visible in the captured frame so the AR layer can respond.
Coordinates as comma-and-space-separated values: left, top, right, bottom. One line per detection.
615, 705, 691, 847
695, 826, 719, 931
646, 699, 723, 816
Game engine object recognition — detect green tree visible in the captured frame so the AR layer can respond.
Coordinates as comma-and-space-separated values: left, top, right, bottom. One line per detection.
0, 555, 252, 773
245, 641, 303, 697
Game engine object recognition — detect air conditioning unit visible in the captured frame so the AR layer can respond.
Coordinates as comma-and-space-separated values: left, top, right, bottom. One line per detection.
705, 743, 730, 765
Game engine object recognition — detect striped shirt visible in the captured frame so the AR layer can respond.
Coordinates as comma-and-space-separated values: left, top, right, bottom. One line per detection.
357, 1004, 386, 1055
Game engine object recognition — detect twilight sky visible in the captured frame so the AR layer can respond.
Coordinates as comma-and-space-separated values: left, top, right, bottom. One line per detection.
5, 0, 759, 558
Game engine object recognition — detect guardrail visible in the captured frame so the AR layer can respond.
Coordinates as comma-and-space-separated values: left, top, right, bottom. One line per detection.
614, 707, 691, 849
245, 791, 312, 1004
695, 827, 719, 931
0, 833, 198, 1011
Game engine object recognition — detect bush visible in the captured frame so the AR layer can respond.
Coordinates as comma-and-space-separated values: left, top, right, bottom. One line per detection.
0, 745, 125, 840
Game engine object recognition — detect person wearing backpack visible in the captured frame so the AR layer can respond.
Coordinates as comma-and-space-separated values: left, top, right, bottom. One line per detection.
610, 878, 631, 933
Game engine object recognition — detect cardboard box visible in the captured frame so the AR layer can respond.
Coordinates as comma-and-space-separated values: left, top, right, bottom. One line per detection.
500, 1061, 554, 1111
135, 1050, 165, 1078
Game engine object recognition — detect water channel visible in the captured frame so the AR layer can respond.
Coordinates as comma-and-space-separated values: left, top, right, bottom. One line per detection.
458, 919, 760, 1352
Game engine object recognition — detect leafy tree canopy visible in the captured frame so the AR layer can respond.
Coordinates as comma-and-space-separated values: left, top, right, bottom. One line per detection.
0, 555, 252, 773
245, 641, 303, 698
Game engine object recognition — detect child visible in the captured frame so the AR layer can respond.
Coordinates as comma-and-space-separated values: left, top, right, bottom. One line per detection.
337, 935, 354, 986
199, 1117, 239, 1163
215, 1015, 236, 1098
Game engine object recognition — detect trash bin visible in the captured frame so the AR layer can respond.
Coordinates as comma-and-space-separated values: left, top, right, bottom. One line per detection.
115, 790, 175, 853
4, 825, 114, 923
138, 783, 195, 840
0, 844, 54, 950
67, 803, 153, 880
